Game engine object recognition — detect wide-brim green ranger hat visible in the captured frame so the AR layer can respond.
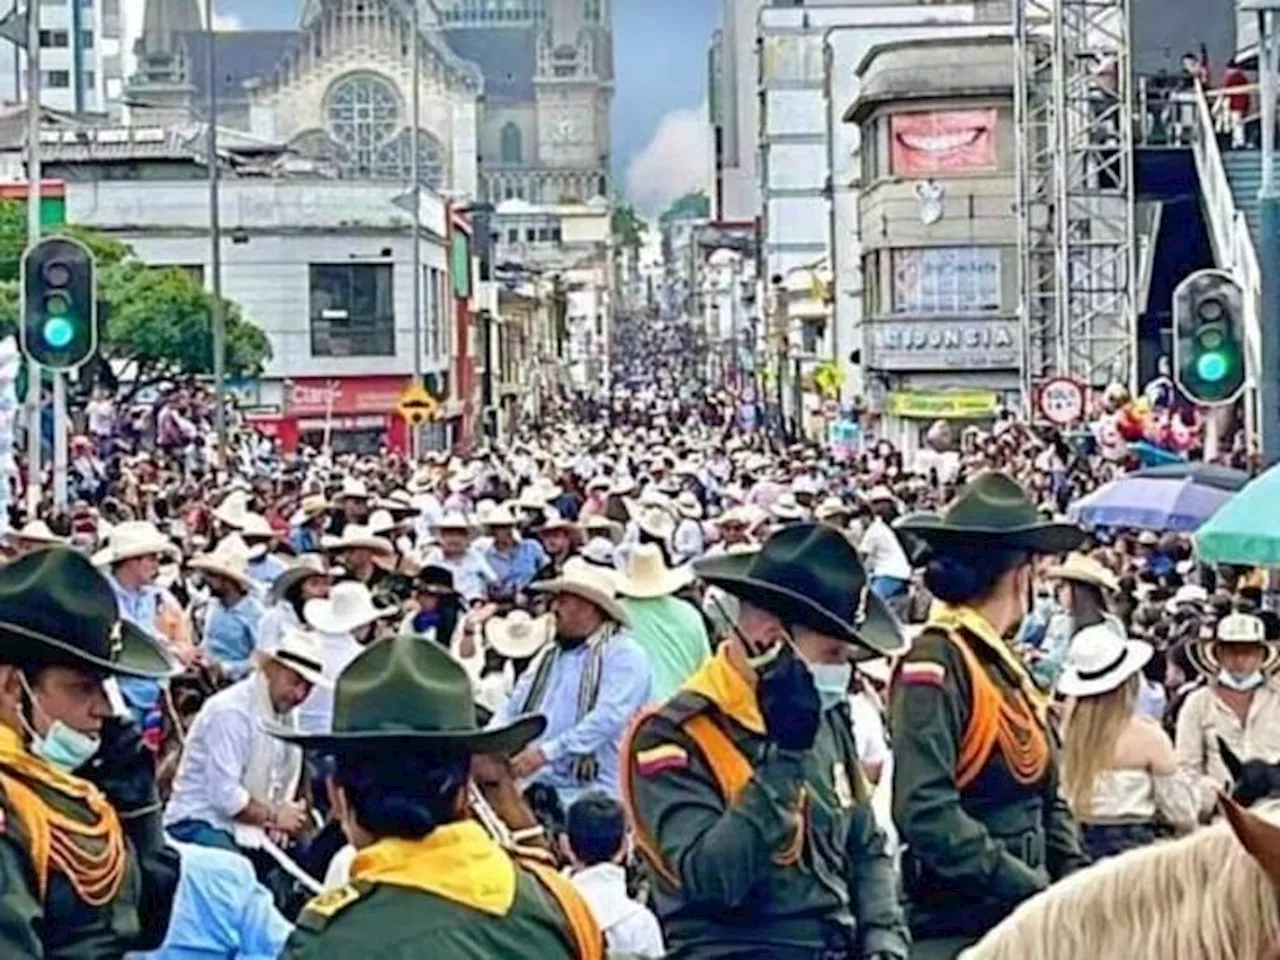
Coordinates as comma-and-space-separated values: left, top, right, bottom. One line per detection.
267, 632, 546, 756
896, 470, 1086, 555
0, 546, 178, 679
694, 522, 908, 659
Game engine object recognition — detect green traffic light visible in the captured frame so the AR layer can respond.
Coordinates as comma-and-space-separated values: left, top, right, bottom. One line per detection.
43, 317, 73, 348
1196, 351, 1229, 383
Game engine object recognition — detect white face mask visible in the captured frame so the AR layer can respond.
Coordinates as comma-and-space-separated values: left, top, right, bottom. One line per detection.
19, 675, 102, 773
807, 661, 853, 712
1218, 669, 1265, 693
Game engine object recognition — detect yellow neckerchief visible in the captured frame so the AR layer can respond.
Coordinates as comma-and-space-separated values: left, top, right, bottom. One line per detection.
350, 821, 517, 917
681, 643, 765, 735
928, 602, 1050, 720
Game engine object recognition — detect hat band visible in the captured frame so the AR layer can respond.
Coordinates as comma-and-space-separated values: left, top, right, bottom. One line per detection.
275, 649, 324, 676
1076, 647, 1129, 682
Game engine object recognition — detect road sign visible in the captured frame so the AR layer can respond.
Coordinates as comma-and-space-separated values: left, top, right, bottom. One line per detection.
397, 382, 439, 426
1038, 377, 1086, 425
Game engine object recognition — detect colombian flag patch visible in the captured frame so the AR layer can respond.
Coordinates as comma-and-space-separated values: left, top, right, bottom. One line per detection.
635, 744, 689, 777
900, 662, 946, 687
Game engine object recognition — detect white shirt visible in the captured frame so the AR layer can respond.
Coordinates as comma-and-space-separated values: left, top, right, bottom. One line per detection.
672, 518, 705, 565
571, 862, 665, 959
422, 546, 497, 603
859, 517, 911, 581
297, 631, 365, 735
257, 601, 300, 656
163, 679, 296, 833
848, 692, 890, 771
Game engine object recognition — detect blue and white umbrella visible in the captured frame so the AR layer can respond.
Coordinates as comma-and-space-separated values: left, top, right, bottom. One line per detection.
1068, 472, 1237, 533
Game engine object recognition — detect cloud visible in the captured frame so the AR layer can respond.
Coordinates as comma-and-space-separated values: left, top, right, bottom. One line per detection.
213, 10, 244, 30
626, 103, 711, 217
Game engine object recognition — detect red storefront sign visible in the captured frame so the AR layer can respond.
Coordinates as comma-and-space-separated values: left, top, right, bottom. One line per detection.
250, 375, 413, 453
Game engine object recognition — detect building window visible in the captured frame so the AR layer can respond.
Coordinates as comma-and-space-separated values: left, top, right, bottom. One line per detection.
81, 30, 93, 48
500, 122, 522, 165
309, 263, 395, 357
891, 247, 1001, 316
324, 72, 445, 190
39, 29, 68, 47
507, 228, 518, 244
42, 70, 70, 88
525, 228, 537, 243
83, 70, 94, 89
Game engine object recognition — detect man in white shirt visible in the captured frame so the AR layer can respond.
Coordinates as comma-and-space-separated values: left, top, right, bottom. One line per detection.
565, 791, 665, 959
422, 513, 497, 603
859, 486, 912, 608
163, 628, 328, 853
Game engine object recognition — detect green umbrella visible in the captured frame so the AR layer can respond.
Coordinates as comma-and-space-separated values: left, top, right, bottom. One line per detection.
1194, 464, 1280, 566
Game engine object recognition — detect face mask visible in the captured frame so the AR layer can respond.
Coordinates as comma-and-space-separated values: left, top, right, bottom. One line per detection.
1218, 669, 1265, 693
807, 661, 853, 712
20, 672, 102, 772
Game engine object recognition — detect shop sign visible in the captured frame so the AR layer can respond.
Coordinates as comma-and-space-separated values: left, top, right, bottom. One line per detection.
885, 390, 1000, 420
286, 376, 412, 416
297, 414, 388, 432
890, 109, 998, 177
867, 319, 1019, 372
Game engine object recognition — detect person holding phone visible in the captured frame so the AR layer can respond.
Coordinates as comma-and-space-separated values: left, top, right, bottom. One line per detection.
622, 524, 910, 960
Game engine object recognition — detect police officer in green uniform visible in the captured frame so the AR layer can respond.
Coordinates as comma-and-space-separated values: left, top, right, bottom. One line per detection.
624, 523, 911, 960
889, 473, 1090, 959
273, 632, 606, 960
0, 546, 182, 958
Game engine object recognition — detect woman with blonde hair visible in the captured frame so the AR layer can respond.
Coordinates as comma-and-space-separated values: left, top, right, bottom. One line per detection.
1057, 621, 1198, 860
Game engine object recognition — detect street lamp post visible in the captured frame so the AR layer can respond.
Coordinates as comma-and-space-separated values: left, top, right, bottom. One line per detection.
410, 0, 422, 461
206, 0, 226, 466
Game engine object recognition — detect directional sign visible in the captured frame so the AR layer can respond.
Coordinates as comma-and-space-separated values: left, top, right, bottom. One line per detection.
1038, 376, 1086, 426
397, 382, 439, 426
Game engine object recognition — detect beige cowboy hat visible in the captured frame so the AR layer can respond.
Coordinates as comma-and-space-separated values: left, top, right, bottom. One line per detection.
635, 504, 676, 542
617, 543, 694, 600
91, 520, 179, 567
1165, 583, 1210, 614
269, 554, 330, 603
1045, 553, 1120, 594
1056, 620, 1154, 698
531, 557, 631, 626
254, 626, 331, 688
675, 491, 704, 521
815, 497, 852, 522
320, 525, 395, 557
289, 494, 331, 527
865, 485, 897, 504
304, 580, 395, 636
213, 490, 252, 529
538, 508, 578, 534
583, 514, 623, 544
367, 509, 398, 537
483, 503, 521, 527
716, 505, 753, 528
9, 520, 68, 546
1191, 612, 1280, 677
337, 477, 372, 501
433, 512, 474, 534
770, 493, 807, 522
187, 534, 255, 593
484, 610, 554, 660
236, 512, 276, 559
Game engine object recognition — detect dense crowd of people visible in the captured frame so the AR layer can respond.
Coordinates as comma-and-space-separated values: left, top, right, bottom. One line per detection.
1, 308, 1280, 960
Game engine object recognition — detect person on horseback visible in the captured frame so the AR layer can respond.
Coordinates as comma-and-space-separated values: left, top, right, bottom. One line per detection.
270, 633, 605, 960
890, 472, 1090, 959
623, 523, 910, 960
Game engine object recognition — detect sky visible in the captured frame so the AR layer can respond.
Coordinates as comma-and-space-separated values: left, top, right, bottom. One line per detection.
9, 0, 718, 215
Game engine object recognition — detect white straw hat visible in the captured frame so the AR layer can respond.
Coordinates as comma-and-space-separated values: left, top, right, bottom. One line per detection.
616, 543, 694, 600
91, 520, 179, 567
675, 491, 703, 520
320, 525, 395, 556
9, 520, 67, 546
255, 626, 331, 688
304, 581, 395, 635
531, 557, 630, 626
1045, 553, 1120, 594
187, 533, 255, 592
1056, 620, 1154, 698
289, 494, 331, 527
1191, 612, 1280, 676
484, 610, 554, 659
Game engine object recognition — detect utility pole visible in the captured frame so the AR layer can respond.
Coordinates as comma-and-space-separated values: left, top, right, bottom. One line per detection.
25, 0, 41, 515
410, 0, 422, 462
206, 0, 226, 466
1250, 0, 1280, 466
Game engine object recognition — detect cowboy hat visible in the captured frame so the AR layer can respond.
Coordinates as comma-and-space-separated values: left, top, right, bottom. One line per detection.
538, 508, 578, 534
865, 486, 897, 504
414, 564, 457, 595
366, 509, 398, 537
255, 626, 331, 688
582, 515, 623, 544
433, 512, 474, 534
320, 525, 395, 557
484, 610, 554, 660
91, 520, 180, 567
483, 504, 520, 527
0, 547, 178, 679
1165, 584, 1209, 614
675, 491, 704, 520
266, 633, 545, 755
289, 494, 331, 528
617, 543, 694, 600
716, 505, 752, 528
814, 497, 852, 523
1056, 620, 1154, 698
269, 554, 330, 603
770, 493, 807, 522
580, 537, 620, 569
8, 520, 67, 546
1045, 553, 1120, 594
896, 471, 1086, 555
304, 581, 396, 635
338, 478, 372, 500
187, 534, 256, 593
695, 523, 907, 658
1191, 612, 1280, 677
531, 557, 631, 626
213, 490, 251, 529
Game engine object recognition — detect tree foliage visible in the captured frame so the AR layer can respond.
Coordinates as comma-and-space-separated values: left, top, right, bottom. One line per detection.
0, 200, 271, 388
611, 202, 647, 252
659, 191, 711, 224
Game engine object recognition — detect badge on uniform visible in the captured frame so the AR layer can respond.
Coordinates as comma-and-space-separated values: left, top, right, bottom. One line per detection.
832, 763, 855, 809
900, 661, 946, 688
296, 884, 363, 932
635, 744, 689, 777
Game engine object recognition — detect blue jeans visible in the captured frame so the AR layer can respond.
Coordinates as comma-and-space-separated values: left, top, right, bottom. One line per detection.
166, 819, 238, 853
870, 575, 909, 599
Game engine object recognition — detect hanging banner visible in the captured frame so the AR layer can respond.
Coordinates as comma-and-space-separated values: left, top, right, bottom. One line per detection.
885, 389, 1000, 420
890, 109, 998, 177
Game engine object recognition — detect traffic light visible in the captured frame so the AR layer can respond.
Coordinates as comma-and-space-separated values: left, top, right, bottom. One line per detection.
1173, 268, 1246, 406
20, 236, 97, 370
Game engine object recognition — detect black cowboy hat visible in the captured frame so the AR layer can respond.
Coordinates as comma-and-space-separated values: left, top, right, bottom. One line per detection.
267, 632, 545, 755
0, 547, 178, 679
694, 523, 907, 658
896, 471, 1085, 556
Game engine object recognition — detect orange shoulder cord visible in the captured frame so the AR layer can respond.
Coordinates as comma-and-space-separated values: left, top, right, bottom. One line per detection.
949, 631, 1051, 791
0, 767, 127, 906
523, 860, 605, 960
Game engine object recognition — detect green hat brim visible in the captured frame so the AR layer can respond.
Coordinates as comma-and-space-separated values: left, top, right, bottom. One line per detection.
0, 617, 179, 679
895, 514, 1086, 555
264, 712, 547, 758
695, 553, 908, 659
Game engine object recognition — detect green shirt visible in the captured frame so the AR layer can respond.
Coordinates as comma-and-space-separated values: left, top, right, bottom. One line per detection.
619, 595, 710, 703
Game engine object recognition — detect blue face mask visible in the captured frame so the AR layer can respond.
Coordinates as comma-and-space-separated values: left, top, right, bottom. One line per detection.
808, 662, 853, 712
32, 722, 101, 773
1218, 669, 1265, 693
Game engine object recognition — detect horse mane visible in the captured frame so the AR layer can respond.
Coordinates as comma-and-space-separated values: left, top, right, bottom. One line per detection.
965, 803, 1280, 960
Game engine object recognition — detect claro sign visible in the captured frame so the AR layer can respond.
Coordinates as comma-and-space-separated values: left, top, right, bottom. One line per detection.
867, 319, 1020, 371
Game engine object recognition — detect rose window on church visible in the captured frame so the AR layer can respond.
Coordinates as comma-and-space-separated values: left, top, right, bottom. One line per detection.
323, 72, 445, 190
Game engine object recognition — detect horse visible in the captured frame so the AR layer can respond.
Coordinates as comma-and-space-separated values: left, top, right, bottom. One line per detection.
1219, 737, 1280, 807
960, 796, 1280, 960
469, 752, 565, 867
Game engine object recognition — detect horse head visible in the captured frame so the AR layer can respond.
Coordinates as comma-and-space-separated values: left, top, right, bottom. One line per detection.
1219, 737, 1280, 807
1221, 793, 1280, 888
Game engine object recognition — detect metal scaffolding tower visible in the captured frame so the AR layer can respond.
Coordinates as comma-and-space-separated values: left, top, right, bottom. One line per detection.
1015, 0, 1137, 400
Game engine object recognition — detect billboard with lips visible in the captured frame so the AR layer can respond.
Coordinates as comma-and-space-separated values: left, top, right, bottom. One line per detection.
890, 109, 998, 177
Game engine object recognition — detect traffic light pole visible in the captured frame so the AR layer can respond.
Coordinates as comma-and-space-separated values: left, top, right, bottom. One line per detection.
206, 0, 226, 468
52, 373, 65, 508
1256, 2, 1280, 467
24, 0, 41, 517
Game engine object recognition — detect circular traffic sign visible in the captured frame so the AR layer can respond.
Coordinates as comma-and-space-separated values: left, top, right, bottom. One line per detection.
1038, 377, 1086, 425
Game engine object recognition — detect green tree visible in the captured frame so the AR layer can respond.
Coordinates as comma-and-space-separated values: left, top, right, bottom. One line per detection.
611, 202, 647, 252
0, 200, 270, 391
659, 191, 711, 223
